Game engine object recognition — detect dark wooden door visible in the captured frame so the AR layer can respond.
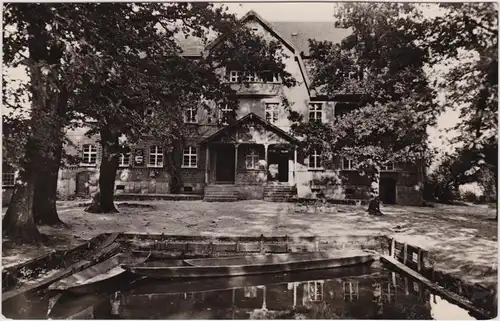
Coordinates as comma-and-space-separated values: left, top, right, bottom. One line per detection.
277, 153, 289, 182
380, 178, 397, 204
215, 146, 235, 183
76, 171, 91, 196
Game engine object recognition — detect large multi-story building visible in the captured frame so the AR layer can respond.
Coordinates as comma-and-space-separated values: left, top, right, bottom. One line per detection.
54, 10, 423, 205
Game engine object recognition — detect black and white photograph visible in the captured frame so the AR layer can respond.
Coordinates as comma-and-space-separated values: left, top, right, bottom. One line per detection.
1, 1, 498, 319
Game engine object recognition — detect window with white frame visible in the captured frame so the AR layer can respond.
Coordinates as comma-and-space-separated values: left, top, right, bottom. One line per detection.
244, 72, 258, 82
229, 70, 240, 83
265, 103, 279, 124
307, 281, 324, 302
261, 71, 280, 83
219, 103, 233, 125
309, 103, 323, 122
184, 106, 198, 123
182, 146, 197, 168
343, 281, 359, 301
308, 149, 322, 169
341, 158, 355, 170
227, 71, 279, 83
245, 149, 260, 169
81, 144, 97, 165
119, 153, 130, 167
2, 170, 15, 187
381, 162, 395, 170
148, 145, 163, 167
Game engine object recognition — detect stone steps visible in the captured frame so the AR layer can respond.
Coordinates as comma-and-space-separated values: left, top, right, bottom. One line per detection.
204, 185, 239, 202
263, 185, 297, 202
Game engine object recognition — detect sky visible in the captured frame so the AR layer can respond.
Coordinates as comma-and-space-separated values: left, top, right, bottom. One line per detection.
224, 2, 339, 21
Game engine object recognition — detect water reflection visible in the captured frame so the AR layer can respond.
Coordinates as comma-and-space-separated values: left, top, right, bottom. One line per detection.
3, 267, 479, 320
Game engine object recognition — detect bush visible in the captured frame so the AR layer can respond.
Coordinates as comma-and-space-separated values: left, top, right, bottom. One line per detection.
461, 191, 479, 203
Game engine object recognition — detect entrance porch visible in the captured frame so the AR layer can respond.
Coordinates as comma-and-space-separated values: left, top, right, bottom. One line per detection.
199, 113, 300, 201
205, 143, 298, 186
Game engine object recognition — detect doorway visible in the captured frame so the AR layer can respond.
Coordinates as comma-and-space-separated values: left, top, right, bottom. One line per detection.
76, 171, 92, 196
215, 145, 235, 183
380, 177, 397, 204
268, 149, 289, 183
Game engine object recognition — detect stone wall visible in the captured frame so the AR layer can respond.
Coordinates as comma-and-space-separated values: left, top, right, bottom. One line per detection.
57, 166, 171, 199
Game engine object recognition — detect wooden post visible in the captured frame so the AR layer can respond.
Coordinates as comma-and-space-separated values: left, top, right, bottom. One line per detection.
262, 286, 267, 310
403, 243, 408, 266
417, 248, 422, 272
390, 238, 395, 258
209, 242, 214, 256
260, 234, 264, 254
234, 144, 239, 183
205, 146, 209, 184
293, 147, 297, 184
293, 282, 297, 307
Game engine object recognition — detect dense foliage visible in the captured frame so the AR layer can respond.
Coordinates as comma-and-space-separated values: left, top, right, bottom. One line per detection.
292, 3, 438, 214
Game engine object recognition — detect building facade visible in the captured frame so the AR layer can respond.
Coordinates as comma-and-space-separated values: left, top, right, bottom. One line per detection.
56, 11, 424, 205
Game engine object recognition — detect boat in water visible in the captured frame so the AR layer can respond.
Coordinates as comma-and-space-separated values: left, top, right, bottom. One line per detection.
49, 252, 150, 294
122, 250, 375, 279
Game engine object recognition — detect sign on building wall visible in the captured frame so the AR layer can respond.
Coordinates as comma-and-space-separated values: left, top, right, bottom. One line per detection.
134, 148, 145, 166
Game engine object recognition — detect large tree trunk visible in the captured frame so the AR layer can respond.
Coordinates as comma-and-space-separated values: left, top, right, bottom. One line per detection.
367, 165, 383, 216
33, 87, 68, 226
85, 129, 120, 213
33, 143, 65, 226
3, 6, 66, 243
3, 169, 43, 244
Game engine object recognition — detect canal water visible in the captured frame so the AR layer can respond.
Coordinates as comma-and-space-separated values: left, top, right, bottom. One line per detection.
3, 265, 479, 320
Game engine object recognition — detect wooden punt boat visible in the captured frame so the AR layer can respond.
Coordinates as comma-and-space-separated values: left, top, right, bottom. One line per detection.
127, 263, 375, 295
48, 252, 150, 294
122, 250, 375, 279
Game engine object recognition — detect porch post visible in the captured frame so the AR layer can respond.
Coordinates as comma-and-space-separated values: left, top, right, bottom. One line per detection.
205, 146, 209, 184
234, 144, 239, 183
293, 147, 298, 184
264, 144, 269, 167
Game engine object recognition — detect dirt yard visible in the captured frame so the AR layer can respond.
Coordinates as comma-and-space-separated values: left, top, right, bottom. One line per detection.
2, 200, 497, 289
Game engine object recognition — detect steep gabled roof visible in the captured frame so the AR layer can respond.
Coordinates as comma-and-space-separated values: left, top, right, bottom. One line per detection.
272, 22, 351, 57
200, 112, 299, 145
206, 10, 298, 54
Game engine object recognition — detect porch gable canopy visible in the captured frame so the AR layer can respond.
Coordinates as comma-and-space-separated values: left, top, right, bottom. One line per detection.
200, 113, 300, 146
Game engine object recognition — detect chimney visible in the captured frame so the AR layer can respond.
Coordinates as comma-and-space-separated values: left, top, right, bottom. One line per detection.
291, 32, 299, 48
